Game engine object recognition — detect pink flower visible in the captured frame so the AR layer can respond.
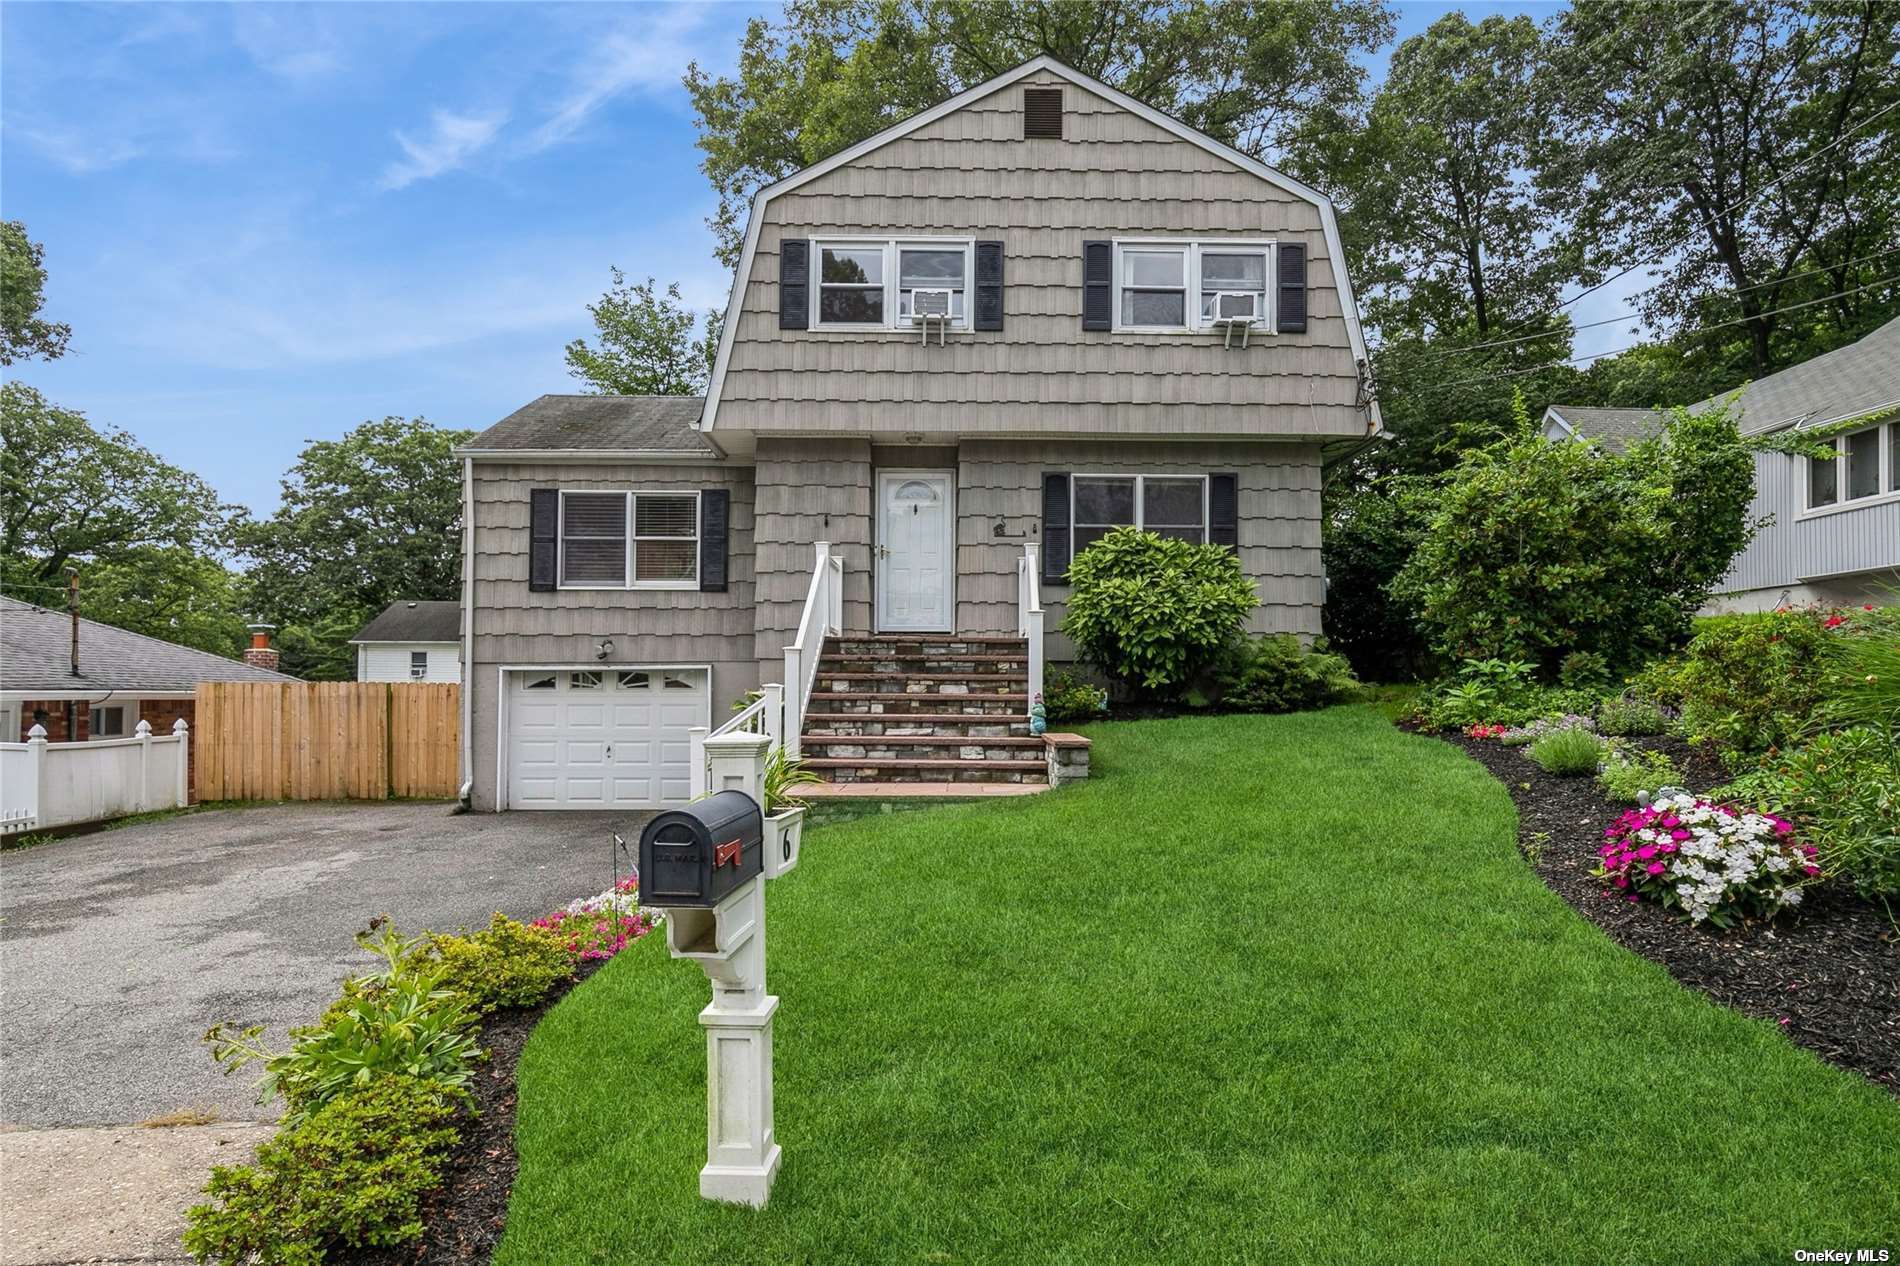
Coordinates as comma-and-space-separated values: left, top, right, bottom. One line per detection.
1625, 894, 1640, 903
1613, 876, 1629, 889
1670, 829, 1690, 841
1646, 862, 1666, 876
1660, 843, 1677, 853
1637, 845, 1658, 860
1803, 865, 1821, 877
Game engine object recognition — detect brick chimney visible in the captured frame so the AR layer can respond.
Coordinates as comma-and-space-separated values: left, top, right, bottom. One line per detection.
243, 624, 280, 672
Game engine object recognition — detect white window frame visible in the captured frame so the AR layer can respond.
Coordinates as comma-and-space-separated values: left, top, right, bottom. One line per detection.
1069, 473, 1211, 564
1803, 421, 1900, 518
557, 489, 701, 590
90, 702, 129, 739
810, 237, 975, 331
409, 651, 429, 680
1112, 238, 1278, 334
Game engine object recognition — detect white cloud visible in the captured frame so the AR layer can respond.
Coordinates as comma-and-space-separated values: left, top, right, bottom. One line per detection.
379, 109, 509, 191
523, 6, 709, 154
229, 5, 346, 81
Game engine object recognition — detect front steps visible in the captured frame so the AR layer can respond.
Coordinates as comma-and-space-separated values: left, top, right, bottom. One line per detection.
800, 634, 1046, 787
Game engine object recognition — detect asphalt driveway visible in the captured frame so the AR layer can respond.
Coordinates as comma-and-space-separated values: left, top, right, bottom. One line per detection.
0, 802, 652, 1128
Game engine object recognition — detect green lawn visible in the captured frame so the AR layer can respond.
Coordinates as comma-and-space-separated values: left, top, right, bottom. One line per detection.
498, 709, 1900, 1265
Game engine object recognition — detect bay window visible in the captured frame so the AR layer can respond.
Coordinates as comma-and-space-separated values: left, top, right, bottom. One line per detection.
558, 490, 700, 588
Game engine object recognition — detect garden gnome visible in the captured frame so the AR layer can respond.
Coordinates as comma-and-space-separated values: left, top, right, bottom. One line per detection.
1029, 693, 1047, 736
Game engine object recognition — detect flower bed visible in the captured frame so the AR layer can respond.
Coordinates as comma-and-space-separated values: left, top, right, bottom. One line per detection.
1596, 794, 1816, 925
1435, 728, 1898, 1095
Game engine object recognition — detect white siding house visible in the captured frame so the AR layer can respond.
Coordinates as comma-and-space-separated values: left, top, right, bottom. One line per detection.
350, 601, 462, 683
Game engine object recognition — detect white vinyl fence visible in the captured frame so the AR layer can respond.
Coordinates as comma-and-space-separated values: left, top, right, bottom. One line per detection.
0, 720, 191, 835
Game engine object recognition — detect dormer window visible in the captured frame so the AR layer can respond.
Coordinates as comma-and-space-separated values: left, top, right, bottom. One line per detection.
812, 237, 972, 329
1112, 239, 1276, 333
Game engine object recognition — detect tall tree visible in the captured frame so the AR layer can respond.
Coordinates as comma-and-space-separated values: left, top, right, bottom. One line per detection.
243, 418, 473, 679
685, 0, 1394, 266
1544, 0, 1900, 376
565, 271, 721, 396
0, 220, 72, 366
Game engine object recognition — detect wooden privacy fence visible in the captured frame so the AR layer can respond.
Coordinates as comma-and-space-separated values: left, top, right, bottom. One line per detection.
195, 682, 460, 802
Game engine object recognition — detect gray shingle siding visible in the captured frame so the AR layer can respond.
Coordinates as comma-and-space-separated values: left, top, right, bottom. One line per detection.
716, 69, 1366, 438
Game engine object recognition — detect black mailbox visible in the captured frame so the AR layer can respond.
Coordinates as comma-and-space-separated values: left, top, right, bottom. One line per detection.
639, 790, 764, 907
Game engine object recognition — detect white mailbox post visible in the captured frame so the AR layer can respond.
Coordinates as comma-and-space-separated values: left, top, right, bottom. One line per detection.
649, 729, 798, 1208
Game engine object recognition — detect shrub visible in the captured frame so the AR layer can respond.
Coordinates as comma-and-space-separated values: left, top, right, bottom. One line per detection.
1675, 607, 1832, 754
207, 921, 482, 1122
184, 1075, 462, 1265
1061, 527, 1257, 696
1597, 793, 1814, 925
1042, 668, 1108, 722
1718, 727, 1899, 898
408, 914, 575, 1016
1392, 393, 1756, 678
1596, 745, 1683, 804
1597, 693, 1669, 736
1419, 657, 1538, 727
1559, 650, 1611, 691
1208, 634, 1358, 713
533, 877, 661, 960
1528, 727, 1603, 776
1319, 474, 1438, 682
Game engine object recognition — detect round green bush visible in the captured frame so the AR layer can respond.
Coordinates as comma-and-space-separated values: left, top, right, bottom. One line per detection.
1060, 527, 1257, 697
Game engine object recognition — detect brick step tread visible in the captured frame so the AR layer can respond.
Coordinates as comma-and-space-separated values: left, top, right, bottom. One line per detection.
826, 634, 1028, 645
818, 672, 1028, 682
807, 692, 1027, 704
801, 734, 1044, 747
804, 757, 1047, 772
802, 712, 1030, 725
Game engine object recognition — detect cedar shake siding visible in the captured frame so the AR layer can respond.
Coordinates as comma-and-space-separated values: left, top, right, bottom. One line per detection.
466, 460, 760, 811
715, 68, 1366, 438
751, 438, 874, 678
955, 439, 1325, 655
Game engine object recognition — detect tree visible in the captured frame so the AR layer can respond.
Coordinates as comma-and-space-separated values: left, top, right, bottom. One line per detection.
1319, 474, 1437, 682
81, 549, 250, 658
1, 220, 72, 366
685, 0, 1394, 266
565, 271, 721, 396
243, 418, 473, 680
1543, 0, 1900, 377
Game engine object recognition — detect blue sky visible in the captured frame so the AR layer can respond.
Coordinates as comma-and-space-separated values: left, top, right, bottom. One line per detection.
3, 1, 1600, 514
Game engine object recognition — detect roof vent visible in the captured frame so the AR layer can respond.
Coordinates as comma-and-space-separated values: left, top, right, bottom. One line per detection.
1023, 88, 1063, 140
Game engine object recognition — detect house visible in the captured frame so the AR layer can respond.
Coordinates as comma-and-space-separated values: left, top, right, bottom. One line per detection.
350, 600, 462, 682
456, 56, 1380, 811
0, 597, 296, 742
1541, 316, 1899, 612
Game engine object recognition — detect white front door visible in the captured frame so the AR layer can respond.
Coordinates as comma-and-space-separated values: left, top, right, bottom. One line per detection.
876, 471, 954, 632
506, 667, 708, 809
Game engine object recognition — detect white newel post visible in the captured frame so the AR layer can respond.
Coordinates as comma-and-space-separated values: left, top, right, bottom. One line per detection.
688, 726, 710, 799
172, 719, 190, 808
761, 682, 785, 750
24, 725, 48, 827
664, 730, 781, 1206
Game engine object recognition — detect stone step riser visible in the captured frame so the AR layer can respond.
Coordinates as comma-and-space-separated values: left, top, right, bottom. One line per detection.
805, 722, 1027, 739
816, 679, 1027, 695
802, 743, 1038, 762
820, 658, 1028, 674
829, 638, 1028, 656
810, 766, 1048, 785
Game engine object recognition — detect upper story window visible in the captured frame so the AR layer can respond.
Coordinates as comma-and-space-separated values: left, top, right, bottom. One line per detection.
1113, 240, 1275, 333
409, 651, 428, 679
558, 490, 699, 588
1807, 422, 1898, 511
814, 238, 971, 329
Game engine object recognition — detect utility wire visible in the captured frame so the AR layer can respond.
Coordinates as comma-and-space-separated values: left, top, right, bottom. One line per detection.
1491, 97, 1900, 341
1422, 273, 1900, 394
1410, 244, 1900, 362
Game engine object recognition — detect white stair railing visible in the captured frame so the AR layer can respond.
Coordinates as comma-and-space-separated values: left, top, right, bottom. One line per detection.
1018, 543, 1045, 711
782, 541, 842, 758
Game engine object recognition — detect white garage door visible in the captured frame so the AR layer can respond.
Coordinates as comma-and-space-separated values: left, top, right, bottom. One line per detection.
506, 668, 709, 809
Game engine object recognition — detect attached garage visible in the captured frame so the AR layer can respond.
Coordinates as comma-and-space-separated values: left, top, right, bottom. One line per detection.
503, 667, 710, 809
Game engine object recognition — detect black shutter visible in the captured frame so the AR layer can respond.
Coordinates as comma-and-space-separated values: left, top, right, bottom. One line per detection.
1082, 240, 1112, 331
1042, 472, 1071, 584
529, 489, 559, 592
1278, 242, 1307, 333
780, 238, 810, 330
1209, 474, 1239, 551
699, 488, 730, 592
974, 240, 1004, 331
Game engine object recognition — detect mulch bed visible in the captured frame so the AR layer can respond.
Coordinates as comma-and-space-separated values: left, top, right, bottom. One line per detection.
335, 959, 606, 1266
1430, 728, 1900, 1095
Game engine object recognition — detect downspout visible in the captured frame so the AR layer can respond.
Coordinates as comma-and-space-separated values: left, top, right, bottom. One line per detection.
456, 455, 475, 809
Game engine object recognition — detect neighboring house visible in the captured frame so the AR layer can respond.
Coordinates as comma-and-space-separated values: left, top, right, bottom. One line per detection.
1541, 316, 1899, 613
350, 600, 462, 682
457, 56, 1381, 811
0, 596, 296, 743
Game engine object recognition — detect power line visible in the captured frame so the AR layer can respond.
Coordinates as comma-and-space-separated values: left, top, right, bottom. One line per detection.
1412, 244, 1900, 361
1492, 96, 1900, 342
1423, 273, 1900, 394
